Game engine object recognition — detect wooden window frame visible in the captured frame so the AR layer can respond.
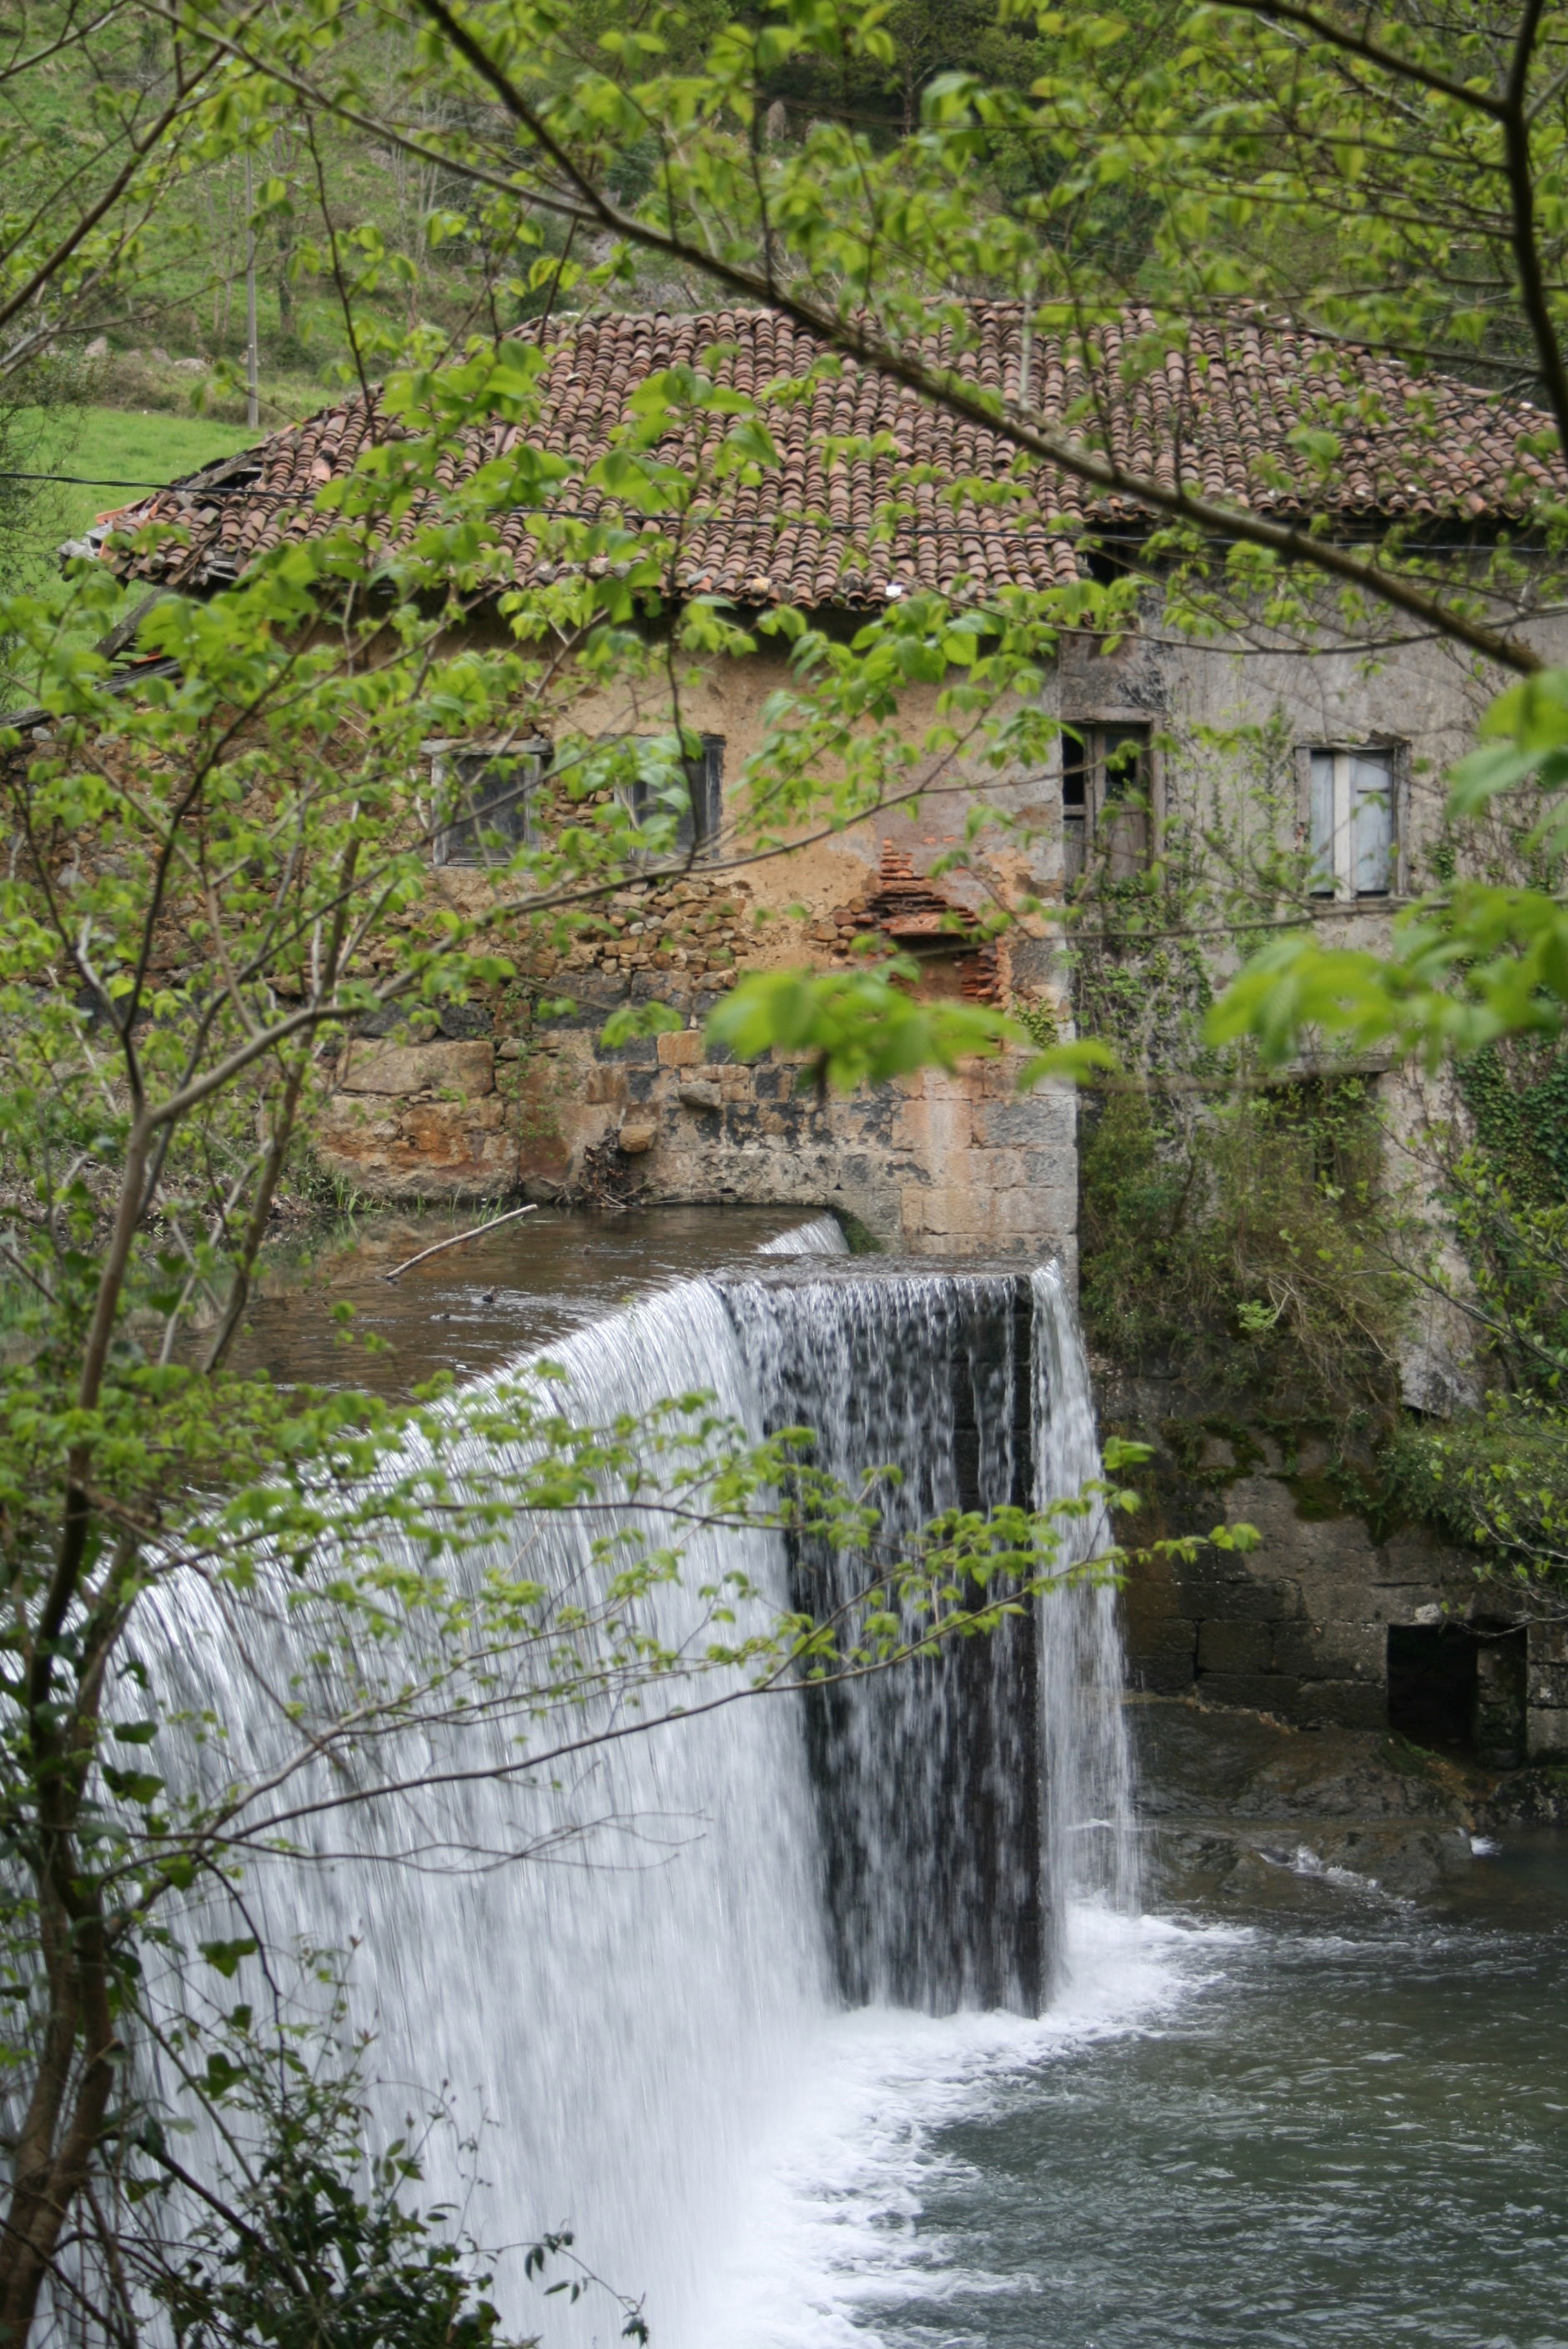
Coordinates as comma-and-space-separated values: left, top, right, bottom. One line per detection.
625, 732, 725, 861
425, 737, 549, 868
1061, 715, 1158, 885
1299, 742, 1405, 901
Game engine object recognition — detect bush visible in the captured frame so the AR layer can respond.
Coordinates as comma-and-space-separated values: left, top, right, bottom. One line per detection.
1079, 1077, 1409, 1414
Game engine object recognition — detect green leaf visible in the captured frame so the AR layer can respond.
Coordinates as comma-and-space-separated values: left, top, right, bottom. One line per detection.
199, 1939, 259, 1980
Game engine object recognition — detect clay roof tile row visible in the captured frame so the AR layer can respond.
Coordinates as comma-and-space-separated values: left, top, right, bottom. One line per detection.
104, 303, 1564, 606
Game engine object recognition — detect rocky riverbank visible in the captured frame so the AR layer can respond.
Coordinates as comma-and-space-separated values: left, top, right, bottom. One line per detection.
1134, 1693, 1568, 1904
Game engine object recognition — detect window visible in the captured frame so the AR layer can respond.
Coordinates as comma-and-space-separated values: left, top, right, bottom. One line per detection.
430, 740, 547, 868
1062, 722, 1152, 884
1308, 747, 1396, 898
626, 733, 724, 858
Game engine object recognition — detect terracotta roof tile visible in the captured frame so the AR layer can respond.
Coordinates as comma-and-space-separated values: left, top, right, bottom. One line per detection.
103, 304, 1564, 605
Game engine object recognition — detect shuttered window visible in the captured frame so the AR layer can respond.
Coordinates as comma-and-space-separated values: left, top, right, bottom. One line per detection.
1308, 748, 1395, 898
626, 734, 724, 858
1062, 722, 1153, 884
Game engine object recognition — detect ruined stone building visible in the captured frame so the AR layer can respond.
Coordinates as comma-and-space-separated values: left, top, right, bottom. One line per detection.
100, 303, 1568, 1768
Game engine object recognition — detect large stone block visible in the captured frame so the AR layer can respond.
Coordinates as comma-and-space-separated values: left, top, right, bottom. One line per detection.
339, 1039, 495, 1099
1529, 1706, 1568, 1760
1289, 1677, 1387, 1732
1179, 1564, 1304, 1622
1194, 1670, 1298, 1716
1126, 1624, 1200, 1694
1272, 1618, 1385, 1683
1197, 1619, 1274, 1675
314, 1091, 515, 1201
1023, 1148, 1078, 1189
973, 1099, 1066, 1148
1527, 1661, 1568, 1708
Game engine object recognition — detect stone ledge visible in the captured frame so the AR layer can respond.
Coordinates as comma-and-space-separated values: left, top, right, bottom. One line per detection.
339, 1039, 495, 1099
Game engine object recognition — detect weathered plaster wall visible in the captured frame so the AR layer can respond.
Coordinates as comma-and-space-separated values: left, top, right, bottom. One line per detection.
310, 993, 1078, 1253
309, 597, 1568, 1258
313, 633, 1079, 1256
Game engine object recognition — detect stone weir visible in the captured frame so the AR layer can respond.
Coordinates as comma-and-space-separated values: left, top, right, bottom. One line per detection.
712, 1259, 1047, 2014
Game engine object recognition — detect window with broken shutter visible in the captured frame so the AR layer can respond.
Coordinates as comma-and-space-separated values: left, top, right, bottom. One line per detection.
430, 741, 547, 868
625, 734, 724, 858
1061, 722, 1153, 884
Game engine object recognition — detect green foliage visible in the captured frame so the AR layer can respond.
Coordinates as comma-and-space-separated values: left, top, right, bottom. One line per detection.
148, 2014, 515, 2349
1458, 1041, 1568, 1210
1385, 1396, 1568, 1582
9, 0, 1568, 2326
1079, 1078, 1408, 1415
707, 954, 1113, 1090
1210, 671, 1568, 1072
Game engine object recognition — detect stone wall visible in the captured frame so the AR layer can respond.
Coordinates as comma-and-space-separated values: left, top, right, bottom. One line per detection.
312, 983, 1078, 1255
307, 600, 1568, 1256
1106, 1385, 1564, 1763
310, 631, 1080, 1256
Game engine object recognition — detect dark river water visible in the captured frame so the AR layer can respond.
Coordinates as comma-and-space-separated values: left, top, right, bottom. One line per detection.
697, 1869, 1568, 2349
231, 1202, 826, 1394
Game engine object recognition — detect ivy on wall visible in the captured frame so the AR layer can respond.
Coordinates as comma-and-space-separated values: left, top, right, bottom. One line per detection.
1068, 713, 1413, 1426
1078, 1076, 1408, 1420
1459, 1041, 1568, 1208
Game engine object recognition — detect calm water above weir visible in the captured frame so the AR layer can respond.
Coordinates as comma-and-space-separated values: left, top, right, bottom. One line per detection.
232, 1202, 828, 1392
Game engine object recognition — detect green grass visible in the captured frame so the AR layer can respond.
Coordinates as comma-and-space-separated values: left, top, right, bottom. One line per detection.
0, 406, 264, 703
54, 409, 260, 541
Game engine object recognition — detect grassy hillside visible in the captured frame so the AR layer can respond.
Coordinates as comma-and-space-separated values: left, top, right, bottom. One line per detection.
0, 407, 262, 702
54, 410, 262, 543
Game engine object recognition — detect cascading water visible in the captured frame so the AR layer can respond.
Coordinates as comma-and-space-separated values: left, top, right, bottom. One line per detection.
716, 1262, 1043, 2014
140, 1261, 830, 2347
756, 1213, 851, 1257
1033, 1261, 1142, 1938
128, 1224, 1133, 2345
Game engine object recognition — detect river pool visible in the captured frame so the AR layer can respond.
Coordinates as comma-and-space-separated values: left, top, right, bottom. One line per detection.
698, 1863, 1568, 2349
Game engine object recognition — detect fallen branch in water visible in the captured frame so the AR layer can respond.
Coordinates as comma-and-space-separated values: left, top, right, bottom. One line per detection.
381, 1202, 539, 1283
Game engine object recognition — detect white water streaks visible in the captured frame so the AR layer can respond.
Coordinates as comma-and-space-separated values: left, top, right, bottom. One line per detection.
1033, 1263, 1142, 1939
686, 1909, 1231, 2349
718, 1262, 1045, 2012
133, 1241, 839, 2346
758, 1214, 852, 1255
119, 1235, 1138, 2346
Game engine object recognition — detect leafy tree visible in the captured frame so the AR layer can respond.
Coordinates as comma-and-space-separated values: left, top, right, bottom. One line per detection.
0, 308, 1247, 2342
19, 0, 1568, 2329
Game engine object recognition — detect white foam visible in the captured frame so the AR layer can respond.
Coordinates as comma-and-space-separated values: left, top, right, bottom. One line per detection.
688, 1907, 1233, 2349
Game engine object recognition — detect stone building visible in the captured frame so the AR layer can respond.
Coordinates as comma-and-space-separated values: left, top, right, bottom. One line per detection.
101, 302, 1568, 1766
104, 304, 1564, 1250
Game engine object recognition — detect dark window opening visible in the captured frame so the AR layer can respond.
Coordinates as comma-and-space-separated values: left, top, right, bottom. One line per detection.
1267, 1073, 1381, 1190
1388, 1624, 1477, 1752
627, 733, 724, 858
434, 743, 545, 868
1061, 721, 1152, 886
1062, 733, 1088, 885
1386, 1621, 1526, 1763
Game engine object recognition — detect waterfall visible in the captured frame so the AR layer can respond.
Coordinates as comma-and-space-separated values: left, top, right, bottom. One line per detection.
1033, 1262, 1142, 1938
123, 1235, 1133, 2345
757, 1213, 850, 1256
716, 1261, 1043, 2015
141, 1275, 828, 2348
